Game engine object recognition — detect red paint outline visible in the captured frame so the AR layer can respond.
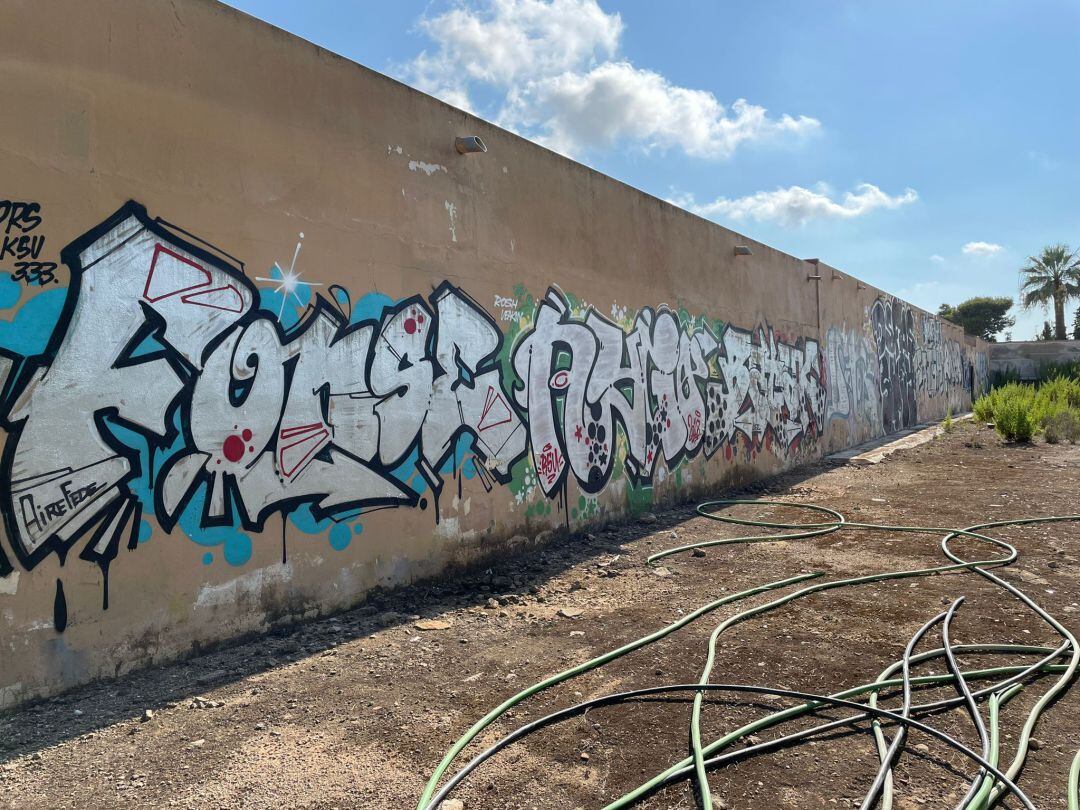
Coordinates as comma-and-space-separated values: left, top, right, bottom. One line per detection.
143, 244, 211, 302
477, 385, 512, 432
277, 423, 331, 478
180, 284, 245, 313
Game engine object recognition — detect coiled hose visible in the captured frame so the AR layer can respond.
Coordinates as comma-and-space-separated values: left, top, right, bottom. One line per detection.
416, 499, 1080, 810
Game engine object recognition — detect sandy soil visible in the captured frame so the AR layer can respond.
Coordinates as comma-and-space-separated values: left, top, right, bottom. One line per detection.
1, 420, 1078, 810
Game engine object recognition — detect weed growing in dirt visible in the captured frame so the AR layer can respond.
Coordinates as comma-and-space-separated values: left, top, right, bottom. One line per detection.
942, 410, 954, 432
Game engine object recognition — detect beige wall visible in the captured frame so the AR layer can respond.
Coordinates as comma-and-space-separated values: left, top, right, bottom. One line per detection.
0, 0, 988, 708
988, 340, 1080, 380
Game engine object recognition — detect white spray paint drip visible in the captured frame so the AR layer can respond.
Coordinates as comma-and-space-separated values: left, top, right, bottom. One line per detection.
0, 572, 18, 596
510, 239, 515, 253
408, 160, 447, 176
502, 166, 508, 174
195, 563, 294, 610
444, 201, 458, 242
386, 144, 403, 155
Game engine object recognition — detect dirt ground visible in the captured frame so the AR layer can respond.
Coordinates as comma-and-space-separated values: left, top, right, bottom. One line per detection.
1, 420, 1079, 810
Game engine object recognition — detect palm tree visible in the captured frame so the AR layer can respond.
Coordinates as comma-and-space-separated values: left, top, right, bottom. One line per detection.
1019, 244, 1080, 340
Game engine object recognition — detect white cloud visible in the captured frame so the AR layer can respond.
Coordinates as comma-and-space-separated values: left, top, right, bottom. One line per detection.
669, 183, 917, 228
503, 62, 819, 158
962, 241, 1004, 257
401, 0, 819, 159
405, 0, 621, 112
930, 254, 946, 264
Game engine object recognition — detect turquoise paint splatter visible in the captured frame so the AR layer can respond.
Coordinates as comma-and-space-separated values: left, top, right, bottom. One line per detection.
222, 533, 252, 565
0, 275, 67, 357
0, 275, 21, 309
328, 523, 351, 551
126, 331, 169, 360
287, 502, 333, 536
202, 552, 213, 566
101, 414, 255, 567
440, 433, 478, 479
351, 291, 396, 324
138, 520, 152, 543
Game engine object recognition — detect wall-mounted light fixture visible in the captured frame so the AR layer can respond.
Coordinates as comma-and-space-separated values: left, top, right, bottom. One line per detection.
455, 136, 487, 154
832, 270, 844, 281
857, 281, 867, 290
733, 245, 752, 256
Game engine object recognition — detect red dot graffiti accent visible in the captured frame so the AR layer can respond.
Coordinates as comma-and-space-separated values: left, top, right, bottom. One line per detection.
404, 317, 417, 335
222, 434, 246, 463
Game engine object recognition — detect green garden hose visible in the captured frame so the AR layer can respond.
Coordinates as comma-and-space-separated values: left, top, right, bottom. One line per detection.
417, 499, 1080, 810
862, 604, 950, 810
967, 683, 1025, 810
414, 570, 820, 810
1070, 747, 1080, 810
424, 652, 1070, 809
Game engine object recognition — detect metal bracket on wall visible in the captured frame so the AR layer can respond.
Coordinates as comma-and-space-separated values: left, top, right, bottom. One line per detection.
804, 259, 822, 329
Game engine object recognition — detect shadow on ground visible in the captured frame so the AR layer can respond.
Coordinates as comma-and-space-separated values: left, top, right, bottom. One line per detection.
0, 461, 833, 762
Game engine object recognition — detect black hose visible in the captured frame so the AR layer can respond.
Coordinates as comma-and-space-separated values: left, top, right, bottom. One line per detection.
860, 606, 949, 810
941, 598, 991, 810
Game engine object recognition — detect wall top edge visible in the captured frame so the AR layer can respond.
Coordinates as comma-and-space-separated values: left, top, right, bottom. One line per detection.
199, 0, 944, 317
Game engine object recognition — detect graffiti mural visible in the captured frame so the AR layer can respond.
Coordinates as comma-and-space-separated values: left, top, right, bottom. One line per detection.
0, 202, 527, 625
914, 316, 963, 402
511, 289, 827, 497
0, 202, 985, 634
825, 326, 881, 433
870, 296, 918, 432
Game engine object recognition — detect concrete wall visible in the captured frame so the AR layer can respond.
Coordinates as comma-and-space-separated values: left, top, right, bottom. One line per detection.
988, 340, 1080, 380
0, 0, 988, 708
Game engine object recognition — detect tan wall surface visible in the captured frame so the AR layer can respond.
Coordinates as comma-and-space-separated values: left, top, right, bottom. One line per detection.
0, 0, 988, 708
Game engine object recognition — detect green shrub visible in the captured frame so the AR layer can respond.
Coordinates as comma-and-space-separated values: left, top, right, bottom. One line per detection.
975, 381, 1034, 422
973, 393, 994, 422
1032, 376, 1080, 423
994, 393, 1035, 442
973, 377, 1080, 443
1042, 407, 1080, 444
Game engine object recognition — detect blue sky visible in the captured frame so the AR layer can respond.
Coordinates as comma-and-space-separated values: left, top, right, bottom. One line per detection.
221, 0, 1080, 340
